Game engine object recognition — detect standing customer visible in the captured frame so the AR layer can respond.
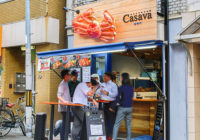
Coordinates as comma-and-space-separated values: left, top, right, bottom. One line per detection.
111, 73, 134, 140
101, 72, 118, 140
57, 69, 71, 140
68, 70, 80, 98
72, 79, 98, 140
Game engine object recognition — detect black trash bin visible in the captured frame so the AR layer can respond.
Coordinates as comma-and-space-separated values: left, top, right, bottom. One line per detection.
34, 112, 47, 140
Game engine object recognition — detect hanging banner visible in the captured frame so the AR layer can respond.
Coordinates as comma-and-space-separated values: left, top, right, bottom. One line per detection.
38, 57, 51, 71
77, 54, 91, 67
50, 56, 63, 69
63, 55, 77, 68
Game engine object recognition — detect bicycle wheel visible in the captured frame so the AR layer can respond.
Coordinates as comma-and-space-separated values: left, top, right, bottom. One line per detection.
19, 121, 26, 136
0, 109, 14, 137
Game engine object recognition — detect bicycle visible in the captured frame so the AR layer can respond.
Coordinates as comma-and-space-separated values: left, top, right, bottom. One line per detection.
0, 97, 26, 137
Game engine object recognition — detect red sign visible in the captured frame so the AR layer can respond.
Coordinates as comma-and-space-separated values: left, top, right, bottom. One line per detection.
72, 8, 116, 42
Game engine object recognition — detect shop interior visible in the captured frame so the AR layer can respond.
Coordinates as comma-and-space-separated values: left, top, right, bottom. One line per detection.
92, 46, 163, 138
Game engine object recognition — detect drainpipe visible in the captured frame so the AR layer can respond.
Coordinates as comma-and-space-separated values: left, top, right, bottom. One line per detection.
164, 0, 169, 140
66, 0, 74, 48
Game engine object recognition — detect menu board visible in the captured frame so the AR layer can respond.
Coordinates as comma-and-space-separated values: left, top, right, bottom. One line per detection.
82, 67, 91, 82
50, 56, 63, 69
38, 58, 51, 71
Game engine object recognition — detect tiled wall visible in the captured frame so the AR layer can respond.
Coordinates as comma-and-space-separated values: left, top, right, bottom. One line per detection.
157, 0, 187, 16
188, 44, 200, 140
1, 47, 25, 103
0, 0, 67, 127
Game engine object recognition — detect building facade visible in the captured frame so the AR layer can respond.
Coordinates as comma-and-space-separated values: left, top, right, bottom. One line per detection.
0, 0, 66, 127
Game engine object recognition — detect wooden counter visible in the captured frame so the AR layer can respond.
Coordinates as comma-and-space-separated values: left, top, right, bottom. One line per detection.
119, 99, 158, 136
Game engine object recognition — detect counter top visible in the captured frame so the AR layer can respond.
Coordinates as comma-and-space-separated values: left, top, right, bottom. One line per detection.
133, 99, 158, 102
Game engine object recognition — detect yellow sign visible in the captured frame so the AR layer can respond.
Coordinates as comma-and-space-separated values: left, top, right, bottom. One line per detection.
74, 0, 157, 48
26, 90, 32, 107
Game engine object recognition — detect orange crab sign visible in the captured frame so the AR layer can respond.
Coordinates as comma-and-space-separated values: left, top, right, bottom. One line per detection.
72, 8, 116, 42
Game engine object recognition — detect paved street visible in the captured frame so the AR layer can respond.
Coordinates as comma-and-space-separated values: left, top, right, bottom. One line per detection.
0, 129, 33, 140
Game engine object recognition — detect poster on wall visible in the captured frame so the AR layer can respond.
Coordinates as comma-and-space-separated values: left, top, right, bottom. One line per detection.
63, 55, 77, 68
50, 56, 63, 69
77, 54, 91, 67
38, 57, 51, 71
70, 68, 81, 81
82, 67, 91, 82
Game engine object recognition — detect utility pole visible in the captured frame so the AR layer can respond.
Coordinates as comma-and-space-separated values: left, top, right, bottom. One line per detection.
25, 0, 33, 137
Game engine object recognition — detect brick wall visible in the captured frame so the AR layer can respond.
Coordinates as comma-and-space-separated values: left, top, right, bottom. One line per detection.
157, 0, 187, 16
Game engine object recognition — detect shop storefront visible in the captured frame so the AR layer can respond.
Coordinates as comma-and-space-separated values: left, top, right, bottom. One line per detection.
37, 40, 166, 139
37, 0, 167, 139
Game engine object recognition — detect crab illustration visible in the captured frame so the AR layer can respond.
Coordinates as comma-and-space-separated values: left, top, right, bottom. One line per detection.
72, 8, 116, 42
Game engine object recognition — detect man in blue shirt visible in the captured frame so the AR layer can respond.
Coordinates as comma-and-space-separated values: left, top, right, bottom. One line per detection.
100, 72, 118, 140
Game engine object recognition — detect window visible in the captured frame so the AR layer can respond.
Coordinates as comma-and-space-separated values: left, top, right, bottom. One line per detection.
0, 0, 13, 4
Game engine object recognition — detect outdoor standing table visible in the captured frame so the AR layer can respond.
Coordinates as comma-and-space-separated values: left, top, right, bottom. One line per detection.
40, 101, 83, 140
96, 100, 112, 110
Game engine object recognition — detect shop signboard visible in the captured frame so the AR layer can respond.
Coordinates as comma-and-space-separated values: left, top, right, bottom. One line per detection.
38, 57, 51, 71
74, 0, 157, 48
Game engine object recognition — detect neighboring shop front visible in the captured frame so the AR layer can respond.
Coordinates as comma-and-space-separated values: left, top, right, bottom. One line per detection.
37, 0, 167, 139
177, 12, 200, 140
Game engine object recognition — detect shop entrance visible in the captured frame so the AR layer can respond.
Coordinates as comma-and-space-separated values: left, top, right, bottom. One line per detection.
91, 46, 164, 139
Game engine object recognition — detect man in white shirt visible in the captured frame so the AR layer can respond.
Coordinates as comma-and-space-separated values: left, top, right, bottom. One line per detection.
57, 69, 71, 140
72, 79, 98, 140
100, 72, 118, 140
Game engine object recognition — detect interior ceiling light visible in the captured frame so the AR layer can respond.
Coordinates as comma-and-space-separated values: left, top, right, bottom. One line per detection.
134, 45, 157, 50
88, 49, 126, 55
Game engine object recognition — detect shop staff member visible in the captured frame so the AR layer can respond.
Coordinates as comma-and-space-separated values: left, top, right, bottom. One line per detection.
57, 69, 71, 140
72, 79, 98, 140
101, 72, 118, 140
68, 70, 80, 98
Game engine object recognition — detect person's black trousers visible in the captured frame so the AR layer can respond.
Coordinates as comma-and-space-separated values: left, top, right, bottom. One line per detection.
61, 112, 70, 140
71, 106, 85, 140
104, 102, 116, 138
